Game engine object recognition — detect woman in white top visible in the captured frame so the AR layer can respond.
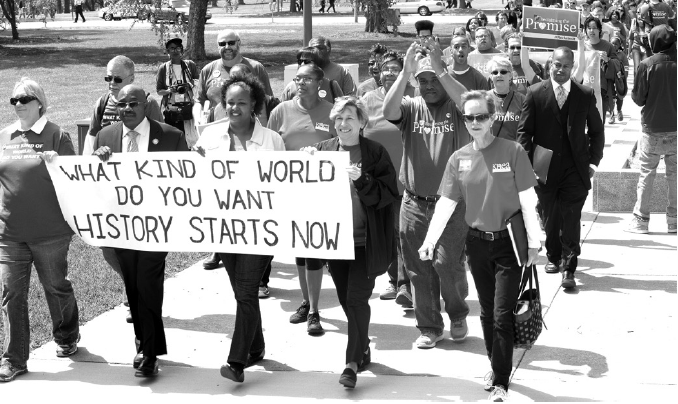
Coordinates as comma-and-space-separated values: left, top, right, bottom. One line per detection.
193, 74, 283, 384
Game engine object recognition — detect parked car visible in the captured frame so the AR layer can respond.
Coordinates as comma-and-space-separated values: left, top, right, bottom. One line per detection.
149, 0, 212, 24
98, 0, 212, 23
389, 0, 446, 16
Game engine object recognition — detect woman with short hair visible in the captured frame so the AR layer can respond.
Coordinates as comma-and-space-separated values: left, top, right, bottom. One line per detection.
303, 96, 398, 389
487, 56, 526, 141
419, 90, 541, 402
0, 78, 80, 382
268, 63, 337, 336
280, 47, 343, 103
193, 74, 285, 384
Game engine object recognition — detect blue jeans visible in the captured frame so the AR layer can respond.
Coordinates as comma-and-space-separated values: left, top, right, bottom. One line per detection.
401, 193, 469, 333
386, 196, 410, 288
1, 235, 79, 368
466, 234, 522, 390
633, 132, 677, 223
220, 253, 272, 367
328, 247, 375, 365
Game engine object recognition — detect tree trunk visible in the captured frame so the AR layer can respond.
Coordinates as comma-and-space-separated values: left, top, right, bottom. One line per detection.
211, 0, 218, 6
238, 0, 244, 5
459, 1, 467, 9
0, 0, 19, 39
364, 1, 389, 33
289, 0, 297, 12
185, 0, 207, 60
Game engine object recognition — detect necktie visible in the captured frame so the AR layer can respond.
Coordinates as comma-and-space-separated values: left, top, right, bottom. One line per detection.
556, 85, 567, 109
127, 130, 139, 153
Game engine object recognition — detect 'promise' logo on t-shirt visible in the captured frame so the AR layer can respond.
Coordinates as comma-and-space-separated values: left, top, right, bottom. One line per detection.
413, 119, 455, 136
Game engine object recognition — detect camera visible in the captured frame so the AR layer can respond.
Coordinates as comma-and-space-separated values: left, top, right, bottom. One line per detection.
171, 81, 188, 94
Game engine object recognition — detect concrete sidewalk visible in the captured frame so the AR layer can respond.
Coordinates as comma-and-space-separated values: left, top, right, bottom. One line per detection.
2, 212, 675, 402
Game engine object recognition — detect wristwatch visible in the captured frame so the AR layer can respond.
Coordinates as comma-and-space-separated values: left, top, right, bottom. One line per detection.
437, 69, 448, 78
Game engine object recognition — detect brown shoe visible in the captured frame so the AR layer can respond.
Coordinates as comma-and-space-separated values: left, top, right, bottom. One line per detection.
561, 271, 576, 289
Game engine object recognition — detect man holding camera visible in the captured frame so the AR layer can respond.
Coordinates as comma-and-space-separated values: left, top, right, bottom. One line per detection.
156, 36, 200, 147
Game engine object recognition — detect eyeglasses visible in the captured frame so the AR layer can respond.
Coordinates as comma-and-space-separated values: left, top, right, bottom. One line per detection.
116, 101, 144, 109
462, 113, 492, 123
509, 45, 522, 50
293, 76, 316, 84
491, 69, 511, 76
10, 96, 37, 105
381, 67, 402, 74
218, 40, 239, 47
167, 47, 183, 53
297, 59, 314, 65
104, 75, 129, 83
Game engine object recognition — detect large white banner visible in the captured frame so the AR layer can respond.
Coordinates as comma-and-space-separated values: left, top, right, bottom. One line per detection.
46, 151, 355, 260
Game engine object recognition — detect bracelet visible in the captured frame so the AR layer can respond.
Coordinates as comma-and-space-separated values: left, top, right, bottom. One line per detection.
437, 69, 448, 78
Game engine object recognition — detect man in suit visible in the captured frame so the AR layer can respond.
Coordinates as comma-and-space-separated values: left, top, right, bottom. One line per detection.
93, 85, 188, 377
517, 47, 605, 289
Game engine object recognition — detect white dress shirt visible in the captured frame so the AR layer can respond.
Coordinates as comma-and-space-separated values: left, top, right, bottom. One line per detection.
11, 115, 48, 134
122, 117, 150, 153
196, 120, 285, 152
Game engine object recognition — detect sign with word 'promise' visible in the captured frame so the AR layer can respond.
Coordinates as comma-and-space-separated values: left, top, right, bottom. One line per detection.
46, 152, 355, 260
522, 6, 580, 50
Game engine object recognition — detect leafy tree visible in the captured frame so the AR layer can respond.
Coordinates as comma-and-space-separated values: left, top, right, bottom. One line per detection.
0, 0, 19, 39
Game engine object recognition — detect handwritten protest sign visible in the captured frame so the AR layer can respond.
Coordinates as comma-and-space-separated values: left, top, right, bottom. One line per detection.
522, 6, 580, 50
46, 152, 355, 260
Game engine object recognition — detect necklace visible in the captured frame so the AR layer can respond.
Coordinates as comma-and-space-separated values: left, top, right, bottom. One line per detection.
493, 90, 508, 110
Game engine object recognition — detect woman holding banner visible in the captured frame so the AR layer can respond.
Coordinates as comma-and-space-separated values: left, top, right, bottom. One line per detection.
584, 15, 619, 123
267, 63, 336, 336
0, 78, 80, 382
418, 90, 541, 402
192, 73, 285, 383
302, 96, 398, 389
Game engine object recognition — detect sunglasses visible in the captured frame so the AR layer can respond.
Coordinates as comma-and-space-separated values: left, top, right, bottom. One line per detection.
463, 113, 492, 123
491, 69, 511, 76
116, 101, 143, 109
10, 95, 37, 105
297, 59, 314, 65
104, 75, 127, 83
509, 45, 522, 50
218, 40, 239, 47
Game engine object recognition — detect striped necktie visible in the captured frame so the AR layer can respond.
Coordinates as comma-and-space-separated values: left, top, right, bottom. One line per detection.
127, 130, 139, 153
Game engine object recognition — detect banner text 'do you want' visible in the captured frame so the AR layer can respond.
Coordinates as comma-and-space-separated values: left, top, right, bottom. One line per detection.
46, 151, 355, 259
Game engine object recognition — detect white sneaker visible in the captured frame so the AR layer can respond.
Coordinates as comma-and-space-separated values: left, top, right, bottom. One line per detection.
489, 385, 508, 402
415, 331, 444, 349
624, 215, 649, 234
484, 370, 495, 392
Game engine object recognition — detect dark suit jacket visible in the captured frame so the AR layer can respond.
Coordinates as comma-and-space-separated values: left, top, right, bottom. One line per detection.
93, 119, 188, 153
516, 79, 605, 190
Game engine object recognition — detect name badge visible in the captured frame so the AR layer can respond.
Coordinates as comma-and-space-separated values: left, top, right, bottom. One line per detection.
315, 122, 330, 132
493, 162, 511, 172
459, 160, 472, 172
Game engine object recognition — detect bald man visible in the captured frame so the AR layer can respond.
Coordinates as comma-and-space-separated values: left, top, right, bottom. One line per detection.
193, 29, 273, 127
93, 85, 189, 378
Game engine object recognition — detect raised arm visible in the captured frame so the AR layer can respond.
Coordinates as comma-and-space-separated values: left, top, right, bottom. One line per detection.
429, 40, 468, 110
383, 42, 419, 122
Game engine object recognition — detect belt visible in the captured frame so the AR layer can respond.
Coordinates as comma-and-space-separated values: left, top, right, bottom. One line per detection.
405, 189, 440, 202
468, 228, 510, 241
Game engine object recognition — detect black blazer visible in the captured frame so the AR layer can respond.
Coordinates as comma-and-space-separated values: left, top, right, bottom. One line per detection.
93, 119, 189, 153
516, 79, 605, 190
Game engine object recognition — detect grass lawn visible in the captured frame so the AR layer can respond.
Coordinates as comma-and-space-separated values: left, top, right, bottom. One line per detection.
0, 8, 497, 353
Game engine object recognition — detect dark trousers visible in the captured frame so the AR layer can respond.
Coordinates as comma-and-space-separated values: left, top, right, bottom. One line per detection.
387, 196, 410, 288
74, 6, 85, 22
260, 260, 272, 287
466, 234, 522, 390
536, 167, 588, 272
328, 247, 375, 365
115, 249, 168, 358
220, 253, 272, 367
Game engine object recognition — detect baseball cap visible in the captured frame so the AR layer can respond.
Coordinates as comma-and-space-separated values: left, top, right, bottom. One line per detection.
165, 36, 183, 48
414, 57, 436, 77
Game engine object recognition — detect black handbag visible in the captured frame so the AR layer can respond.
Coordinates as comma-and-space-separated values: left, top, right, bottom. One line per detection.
513, 264, 546, 350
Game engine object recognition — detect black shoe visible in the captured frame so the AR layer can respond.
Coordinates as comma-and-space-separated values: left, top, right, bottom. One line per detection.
544, 261, 561, 274
133, 352, 143, 369
339, 368, 357, 388
357, 346, 370, 372
561, 271, 576, 289
289, 301, 310, 324
126, 309, 133, 324
134, 357, 158, 377
245, 349, 265, 368
220, 364, 244, 383
307, 312, 324, 335
203, 253, 221, 270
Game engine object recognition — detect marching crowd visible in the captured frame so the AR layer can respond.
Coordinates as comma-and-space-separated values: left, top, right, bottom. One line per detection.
0, 1, 676, 402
